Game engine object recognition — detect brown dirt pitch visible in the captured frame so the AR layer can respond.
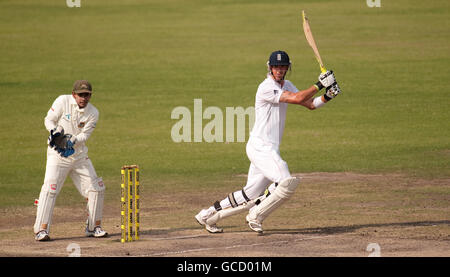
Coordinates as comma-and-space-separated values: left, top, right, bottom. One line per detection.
0, 172, 449, 257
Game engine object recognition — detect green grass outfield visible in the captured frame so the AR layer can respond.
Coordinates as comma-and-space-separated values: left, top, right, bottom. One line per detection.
0, 0, 448, 208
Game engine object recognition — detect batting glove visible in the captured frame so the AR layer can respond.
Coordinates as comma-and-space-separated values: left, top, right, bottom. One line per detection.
319, 70, 336, 88
324, 82, 341, 101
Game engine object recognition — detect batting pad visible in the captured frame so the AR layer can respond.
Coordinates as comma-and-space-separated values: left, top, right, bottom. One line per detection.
206, 195, 264, 226
247, 177, 300, 223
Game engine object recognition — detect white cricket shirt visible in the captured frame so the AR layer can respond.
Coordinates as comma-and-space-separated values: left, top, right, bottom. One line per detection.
44, 95, 99, 157
249, 75, 298, 147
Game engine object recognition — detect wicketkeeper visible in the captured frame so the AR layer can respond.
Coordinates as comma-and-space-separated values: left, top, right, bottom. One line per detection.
195, 50, 341, 234
34, 80, 107, 241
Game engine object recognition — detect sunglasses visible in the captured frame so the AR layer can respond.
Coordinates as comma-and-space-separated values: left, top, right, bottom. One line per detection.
76, 92, 92, 98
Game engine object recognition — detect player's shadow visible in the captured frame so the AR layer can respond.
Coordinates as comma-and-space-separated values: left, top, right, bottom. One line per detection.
264, 220, 450, 236
48, 220, 449, 241
139, 226, 206, 236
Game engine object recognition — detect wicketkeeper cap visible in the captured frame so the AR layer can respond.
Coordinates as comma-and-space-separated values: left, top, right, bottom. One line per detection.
73, 80, 92, 93
268, 50, 291, 66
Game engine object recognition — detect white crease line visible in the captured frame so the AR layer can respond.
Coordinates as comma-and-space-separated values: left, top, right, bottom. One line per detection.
143, 234, 335, 257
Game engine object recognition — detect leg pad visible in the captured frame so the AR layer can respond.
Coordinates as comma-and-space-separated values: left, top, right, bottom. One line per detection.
247, 177, 300, 223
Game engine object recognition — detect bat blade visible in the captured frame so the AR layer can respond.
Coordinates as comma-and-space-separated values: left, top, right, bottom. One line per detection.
302, 10, 326, 73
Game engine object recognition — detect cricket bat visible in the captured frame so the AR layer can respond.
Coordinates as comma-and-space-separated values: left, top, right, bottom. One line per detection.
302, 10, 327, 73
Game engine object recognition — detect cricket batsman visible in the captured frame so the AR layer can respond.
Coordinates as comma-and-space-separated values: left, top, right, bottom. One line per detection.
195, 50, 341, 234
34, 80, 107, 241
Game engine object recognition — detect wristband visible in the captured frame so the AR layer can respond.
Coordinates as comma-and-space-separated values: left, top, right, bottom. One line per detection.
314, 81, 324, 91
312, 96, 326, 109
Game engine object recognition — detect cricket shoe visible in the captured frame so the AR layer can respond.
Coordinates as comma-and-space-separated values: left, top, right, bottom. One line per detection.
195, 208, 223, 233
35, 230, 51, 241
85, 226, 108, 238
246, 214, 263, 235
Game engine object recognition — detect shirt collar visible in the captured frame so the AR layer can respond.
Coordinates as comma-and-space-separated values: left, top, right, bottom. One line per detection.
266, 74, 284, 89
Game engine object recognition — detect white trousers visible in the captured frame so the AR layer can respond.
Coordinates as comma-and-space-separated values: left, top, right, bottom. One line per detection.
219, 137, 291, 209
245, 137, 291, 194
33, 148, 105, 234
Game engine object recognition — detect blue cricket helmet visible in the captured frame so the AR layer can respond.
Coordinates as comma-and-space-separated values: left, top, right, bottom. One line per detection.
268, 50, 291, 66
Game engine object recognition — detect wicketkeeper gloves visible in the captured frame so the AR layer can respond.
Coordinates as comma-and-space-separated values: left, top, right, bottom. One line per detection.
48, 126, 77, 158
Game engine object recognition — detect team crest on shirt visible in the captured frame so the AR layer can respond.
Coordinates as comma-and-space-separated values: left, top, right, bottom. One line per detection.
78, 122, 85, 128
274, 90, 279, 95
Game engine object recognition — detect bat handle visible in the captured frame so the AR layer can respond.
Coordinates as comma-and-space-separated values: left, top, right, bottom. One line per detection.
320, 66, 327, 73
